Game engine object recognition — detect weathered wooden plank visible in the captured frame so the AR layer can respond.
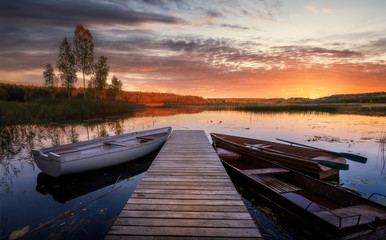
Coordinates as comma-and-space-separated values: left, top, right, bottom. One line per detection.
114, 218, 257, 228
139, 177, 231, 183
145, 172, 229, 177
108, 226, 261, 238
138, 181, 235, 186
152, 161, 223, 166
142, 175, 230, 180
131, 193, 242, 200
153, 160, 221, 163
250, 175, 301, 193
136, 184, 237, 190
123, 204, 248, 212
242, 168, 290, 175
134, 189, 239, 195
149, 164, 224, 168
148, 168, 226, 171
106, 236, 261, 240
119, 210, 253, 220
154, 159, 221, 162
315, 204, 386, 228
147, 168, 226, 172
159, 149, 216, 153
127, 198, 245, 206
155, 154, 219, 158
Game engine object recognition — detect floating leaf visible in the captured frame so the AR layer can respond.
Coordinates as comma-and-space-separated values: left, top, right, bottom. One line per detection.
9, 226, 30, 240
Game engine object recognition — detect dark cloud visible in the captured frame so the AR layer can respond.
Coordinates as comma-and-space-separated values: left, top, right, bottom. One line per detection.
161, 40, 199, 52
129, 0, 191, 11
0, 0, 185, 72
220, 24, 250, 30
271, 45, 363, 63
0, 51, 56, 71
0, 0, 184, 28
206, 9, 222, 18
307, 47, 362, 58
0, 25, 72, 51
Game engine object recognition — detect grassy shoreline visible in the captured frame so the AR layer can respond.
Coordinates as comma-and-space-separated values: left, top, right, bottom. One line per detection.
1, 101, 385, 126
0, 99, 144, 125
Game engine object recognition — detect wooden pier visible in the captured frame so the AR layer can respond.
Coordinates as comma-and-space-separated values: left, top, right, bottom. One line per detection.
106, 130, 261, 239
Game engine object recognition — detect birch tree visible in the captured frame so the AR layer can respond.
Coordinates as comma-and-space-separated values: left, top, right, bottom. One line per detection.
57, 38, 77, 99
74, 24, 94, 98
93, 56, 109, 98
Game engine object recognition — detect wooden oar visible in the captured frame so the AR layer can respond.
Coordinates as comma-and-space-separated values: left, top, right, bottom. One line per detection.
276, 138, 367, 164
244, 144, 349, 170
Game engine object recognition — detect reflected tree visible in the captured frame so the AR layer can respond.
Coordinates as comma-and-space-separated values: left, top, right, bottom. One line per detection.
67, 125, 79, 144
108, 121, 123, 135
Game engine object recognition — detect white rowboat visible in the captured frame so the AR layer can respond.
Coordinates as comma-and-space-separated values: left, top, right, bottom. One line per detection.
32, 127, 172, 177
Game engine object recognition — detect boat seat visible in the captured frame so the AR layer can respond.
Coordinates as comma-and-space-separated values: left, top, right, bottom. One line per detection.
49, 148, 80, 155
136, 132, 167, 141
242, 168, 290, 176
103, 141, 129, 147
314, 204, 386, 228
250, 174, 301, 194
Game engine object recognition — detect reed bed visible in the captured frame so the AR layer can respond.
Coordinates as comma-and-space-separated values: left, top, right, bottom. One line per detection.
0, 99, 144, 125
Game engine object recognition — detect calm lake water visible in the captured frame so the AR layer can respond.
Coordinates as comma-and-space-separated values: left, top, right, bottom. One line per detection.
1, 107, 385, 239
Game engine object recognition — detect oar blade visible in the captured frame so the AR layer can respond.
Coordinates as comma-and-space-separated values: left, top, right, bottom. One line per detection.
308, 158, 349, 170
336, 152, 367, 163
277, 138, 368, 164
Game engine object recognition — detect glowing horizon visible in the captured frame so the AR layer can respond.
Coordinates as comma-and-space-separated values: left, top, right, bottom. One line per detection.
0, 0, 385, 98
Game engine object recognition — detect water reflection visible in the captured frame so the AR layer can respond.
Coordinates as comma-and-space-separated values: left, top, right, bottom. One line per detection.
0, 120, 126, 162
36, 156, 153, 203
378, 132, 386, 175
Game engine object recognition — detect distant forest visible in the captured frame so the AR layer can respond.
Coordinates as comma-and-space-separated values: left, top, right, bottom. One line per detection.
207, 92, 386, 104
0, 83, 384, 105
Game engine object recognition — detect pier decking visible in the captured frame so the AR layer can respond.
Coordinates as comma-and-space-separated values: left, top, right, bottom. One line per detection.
106, 130, 261, 239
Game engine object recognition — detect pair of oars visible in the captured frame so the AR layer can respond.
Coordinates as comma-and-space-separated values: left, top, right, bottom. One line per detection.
244, 143, 349, 170
276, 138, 367, 164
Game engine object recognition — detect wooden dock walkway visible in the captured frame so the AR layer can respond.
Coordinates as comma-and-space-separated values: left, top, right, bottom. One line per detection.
106, 130, 261, 239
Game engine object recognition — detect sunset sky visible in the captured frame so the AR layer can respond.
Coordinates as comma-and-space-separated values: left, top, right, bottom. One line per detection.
0, 0, 385, 98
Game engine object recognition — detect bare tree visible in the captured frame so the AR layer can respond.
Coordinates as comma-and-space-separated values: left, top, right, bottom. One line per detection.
43, 63, 58, 98
74, 24, 94, 98
57, 38, 77, 99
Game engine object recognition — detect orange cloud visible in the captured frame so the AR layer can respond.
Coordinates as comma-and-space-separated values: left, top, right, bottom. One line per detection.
304, 2, 331, 14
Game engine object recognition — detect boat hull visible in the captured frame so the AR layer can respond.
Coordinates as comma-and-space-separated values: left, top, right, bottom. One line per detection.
212, 144, 386, 239
32, 127, 171, 176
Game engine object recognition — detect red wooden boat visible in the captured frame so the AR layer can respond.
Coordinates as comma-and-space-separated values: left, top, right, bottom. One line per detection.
211, 133, 347, 179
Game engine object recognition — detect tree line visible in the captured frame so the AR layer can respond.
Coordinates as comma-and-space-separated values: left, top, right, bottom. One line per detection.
0, 83, 206, 105
313, 92, 386, 104
207, 92, 386, 104
43, 24, 122, 100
